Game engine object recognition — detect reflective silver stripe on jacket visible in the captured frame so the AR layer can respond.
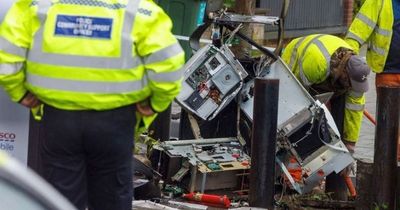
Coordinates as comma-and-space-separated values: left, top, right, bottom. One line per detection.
27, 73, 144, 93
0, 37, 28, 58
298, 65, 312, 86
355, 11, 392, 46
28, 0, 141, 70
143, 43, 184, 65
345, 102, 365, 111
147, 67, 183, 82
288, 36, 306, 69
375, 27, 391, 37
298, 35, 327, 86
346, 31, 365, 45
348, 90, 364, 98
0, 63, 23, 75
313, 39, 331, 79
356, 13, 376, 29
57, 0, 126, 9
370, 44, 386, 56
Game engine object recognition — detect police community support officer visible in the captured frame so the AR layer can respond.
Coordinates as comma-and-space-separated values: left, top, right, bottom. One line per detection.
282, 34, 371, 153
0, 0, 184, 209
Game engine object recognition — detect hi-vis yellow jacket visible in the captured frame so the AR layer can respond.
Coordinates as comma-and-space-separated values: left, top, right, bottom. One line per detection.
0, 0, 184, 112
282, 34, 365, 143
345, 0, 393, 73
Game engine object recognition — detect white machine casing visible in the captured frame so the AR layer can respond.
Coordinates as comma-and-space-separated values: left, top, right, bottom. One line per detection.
176, 44, 248, 120
239, 58, 354, 194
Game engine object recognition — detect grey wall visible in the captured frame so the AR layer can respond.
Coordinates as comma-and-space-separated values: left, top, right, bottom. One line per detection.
260, 0, 346, 38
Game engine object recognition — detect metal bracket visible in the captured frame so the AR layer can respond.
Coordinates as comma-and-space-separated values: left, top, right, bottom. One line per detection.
188, 113, 202, 139
171, 161, 190, 182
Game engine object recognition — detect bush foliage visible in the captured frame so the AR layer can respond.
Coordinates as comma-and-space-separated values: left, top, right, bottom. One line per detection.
223, 0, 235, 8
353, 0, 366, 17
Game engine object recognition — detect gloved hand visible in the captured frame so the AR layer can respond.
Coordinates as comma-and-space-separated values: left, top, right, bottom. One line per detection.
343, 140, 356, 155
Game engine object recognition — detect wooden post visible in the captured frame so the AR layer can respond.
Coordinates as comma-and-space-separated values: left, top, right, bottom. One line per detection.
372, 87, 400, 210
231, 0, 256, 59
355, 158, 374, 210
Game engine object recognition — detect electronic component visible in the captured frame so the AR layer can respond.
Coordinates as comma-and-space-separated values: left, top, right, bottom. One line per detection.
157, 138, 250, 192
211, 65, 240, 95
186, 65, 210, 89
176, 44, 248, 120
185, 91, 206, 111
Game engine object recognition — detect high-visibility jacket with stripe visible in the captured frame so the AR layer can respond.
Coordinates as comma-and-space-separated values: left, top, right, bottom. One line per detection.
282, 34, 365, 143
0, 0, 184, 112
345, 0, 393, 73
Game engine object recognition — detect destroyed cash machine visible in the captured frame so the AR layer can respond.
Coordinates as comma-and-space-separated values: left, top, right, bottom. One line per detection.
239, 59, 353, 193
173, 8, 354, 194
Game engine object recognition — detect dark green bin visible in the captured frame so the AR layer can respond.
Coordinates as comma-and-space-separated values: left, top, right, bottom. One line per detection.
155, 0, 207, 61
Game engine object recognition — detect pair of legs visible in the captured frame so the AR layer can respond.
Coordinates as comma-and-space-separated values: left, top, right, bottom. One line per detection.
40, 104, 136, 210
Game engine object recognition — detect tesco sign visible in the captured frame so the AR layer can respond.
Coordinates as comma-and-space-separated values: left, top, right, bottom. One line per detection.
0, 132, 16, 141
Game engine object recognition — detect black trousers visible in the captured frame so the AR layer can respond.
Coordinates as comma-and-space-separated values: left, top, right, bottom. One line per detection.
40, 104, 135, 210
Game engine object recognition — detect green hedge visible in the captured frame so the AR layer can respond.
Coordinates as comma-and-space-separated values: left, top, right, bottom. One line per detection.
223, 0, 235, 8
353, 0, 366, 17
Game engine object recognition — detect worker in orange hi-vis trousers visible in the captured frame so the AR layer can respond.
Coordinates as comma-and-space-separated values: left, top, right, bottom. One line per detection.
345, 0, 400, 161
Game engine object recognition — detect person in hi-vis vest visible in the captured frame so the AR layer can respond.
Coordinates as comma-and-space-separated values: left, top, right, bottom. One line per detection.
282, 34, 371, 155
345, 0, 400, 161
0, 0, 184, 209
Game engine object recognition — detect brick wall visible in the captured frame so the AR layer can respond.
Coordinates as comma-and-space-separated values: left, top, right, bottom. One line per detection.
343, 0, 354, 27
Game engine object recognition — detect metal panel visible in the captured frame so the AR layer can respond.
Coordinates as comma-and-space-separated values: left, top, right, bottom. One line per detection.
260, 0, 345, 36
240, 58, 315, 127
